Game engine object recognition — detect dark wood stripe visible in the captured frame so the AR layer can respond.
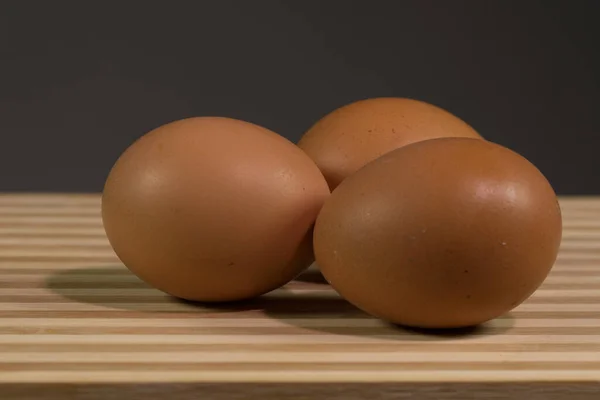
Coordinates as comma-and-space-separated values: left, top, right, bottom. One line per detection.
1, 382, 599, 400
1, 310, 600, 319
0, 281, 144, 289
0, 223, 103, 228
4, 280, 598, 290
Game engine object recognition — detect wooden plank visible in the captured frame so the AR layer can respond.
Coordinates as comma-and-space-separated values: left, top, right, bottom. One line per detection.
0, 193, 597, 399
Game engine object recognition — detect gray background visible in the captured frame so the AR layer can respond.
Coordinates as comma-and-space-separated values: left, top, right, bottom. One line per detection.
1, 1, 598, 194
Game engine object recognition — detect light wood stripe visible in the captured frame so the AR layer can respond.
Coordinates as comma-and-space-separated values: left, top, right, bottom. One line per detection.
6, 326, 599, 336
2, 302, 600, 313
0, 207, 101, 216
0, 237, 110, 246
555, 254, 600, 261
0, 310, 596, 319
0, 216, 102, 227
557, 242, 600, 249
0, 194, 100, 206
5, 334, 600, 345
3, 341, 600, 352
0, 227, 107, 237
2, 363, 597, 373
0, 249, 118, 260
563, 223, 600, 230
561, 214, 600, 221
562, 232, 600, 241
3, 351, 600, 363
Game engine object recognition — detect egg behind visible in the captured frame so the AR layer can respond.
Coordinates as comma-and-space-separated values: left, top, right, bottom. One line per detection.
102, 117, 330, 302
298, 97, 482, 190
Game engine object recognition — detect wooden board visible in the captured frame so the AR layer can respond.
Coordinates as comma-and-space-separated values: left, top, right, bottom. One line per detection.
0, 193, 599, 399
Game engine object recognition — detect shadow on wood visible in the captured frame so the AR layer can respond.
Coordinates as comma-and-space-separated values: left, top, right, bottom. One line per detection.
44, 265, 514, 340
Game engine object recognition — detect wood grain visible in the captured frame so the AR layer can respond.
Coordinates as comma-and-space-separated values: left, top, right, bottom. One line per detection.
0, 193, 599, 399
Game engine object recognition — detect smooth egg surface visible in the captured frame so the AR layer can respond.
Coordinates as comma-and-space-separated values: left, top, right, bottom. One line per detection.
298, 97, 482, 190
314, 137, 562, 328
102, 116, 330, 302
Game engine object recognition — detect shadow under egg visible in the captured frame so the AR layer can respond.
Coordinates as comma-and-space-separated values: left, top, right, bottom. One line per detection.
293, 262, 329, 284
44, 265, 515, 341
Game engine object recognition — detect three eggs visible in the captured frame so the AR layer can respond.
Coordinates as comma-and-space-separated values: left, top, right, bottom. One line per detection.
101, 97, 562, 329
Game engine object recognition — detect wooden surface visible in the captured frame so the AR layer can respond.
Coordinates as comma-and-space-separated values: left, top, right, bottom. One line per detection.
0, 193, 599, 399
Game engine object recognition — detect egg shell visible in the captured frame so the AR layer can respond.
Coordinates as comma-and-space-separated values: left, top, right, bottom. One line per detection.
102, 117, 330, 302
314, 137, 562, 328
298, 97, 482, 190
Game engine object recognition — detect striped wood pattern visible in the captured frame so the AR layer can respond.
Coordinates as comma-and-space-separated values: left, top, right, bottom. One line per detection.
0, 193, 599, 399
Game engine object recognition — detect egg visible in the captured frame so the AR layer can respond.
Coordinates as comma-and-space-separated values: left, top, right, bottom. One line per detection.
102, 117, 330, 302
313, 137, 562, 328
298, 97, 482, 190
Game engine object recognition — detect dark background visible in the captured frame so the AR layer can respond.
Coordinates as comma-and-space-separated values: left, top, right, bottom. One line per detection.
1, 1, 598, 194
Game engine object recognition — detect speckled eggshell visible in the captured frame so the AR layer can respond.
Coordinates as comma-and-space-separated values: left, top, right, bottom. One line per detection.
298, 97, 482, 190
102, 117, 330, 302
313, 137, 562, 328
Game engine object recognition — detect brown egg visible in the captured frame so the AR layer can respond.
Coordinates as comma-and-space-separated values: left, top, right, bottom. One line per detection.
298, 97, 482, 190
314, 137, 562, 328
102, 117, 330, 302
